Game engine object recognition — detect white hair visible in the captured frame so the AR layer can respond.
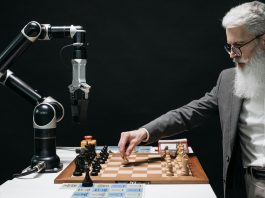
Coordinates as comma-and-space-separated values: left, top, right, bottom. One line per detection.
222, 1, 265, 35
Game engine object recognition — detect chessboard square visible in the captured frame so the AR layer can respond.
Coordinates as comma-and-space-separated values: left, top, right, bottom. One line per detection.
147, 170, 162, 174
119, 167, 133, 171
133, 167, 147, 171
107, 164, 120, 168
111, 157, 122, 160
135, 157, 148, 160
103, 171, 117, 174
104, 167, 120, 171
133, 171, 147, 175
108, 162, 121, 165
132, 173, 147, 177
101, 173, 117, 177
118, 170, 133, 174
148, 164, 161, 168
111, 159, 122, 162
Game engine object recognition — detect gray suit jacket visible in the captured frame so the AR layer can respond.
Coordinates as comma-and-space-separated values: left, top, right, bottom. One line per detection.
143, 68, 245, 197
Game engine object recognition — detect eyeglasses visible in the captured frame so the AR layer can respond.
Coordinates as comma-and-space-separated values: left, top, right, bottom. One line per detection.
224, 34, 264, 56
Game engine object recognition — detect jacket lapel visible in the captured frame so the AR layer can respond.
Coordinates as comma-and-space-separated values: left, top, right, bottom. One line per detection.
230, 93, 243, 151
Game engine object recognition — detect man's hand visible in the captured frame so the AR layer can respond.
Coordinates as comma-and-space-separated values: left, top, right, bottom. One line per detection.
118, 128, 148, 158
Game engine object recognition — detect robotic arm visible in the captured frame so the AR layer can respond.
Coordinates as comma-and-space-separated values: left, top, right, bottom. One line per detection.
0, 21, 91, 174
0, 21, 91, 123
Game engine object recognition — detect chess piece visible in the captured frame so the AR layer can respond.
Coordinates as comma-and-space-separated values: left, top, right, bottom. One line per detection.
161, 146, 169, 159
175, 143, 186, 162
166, 158, 171, 164
99, 149, 109, 164
165, 153, 171, 163
102, 145, 108, 152
175, 144, 184, 175
91, 160, 101, 172
82, 167, 93, 187
176, 144, 185, 155
122, 157, 129, 165
179, 158, 189, 176
84, 143, 96, 164
90, 168, 99, 176
166, 162, 174, 176
73, 156, 83, 176
99, 157, 105, 164
175, 153, 189, 176
175, 161, 181, 170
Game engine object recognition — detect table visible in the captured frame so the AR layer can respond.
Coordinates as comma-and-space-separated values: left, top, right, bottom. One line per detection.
0, 147, 217, 198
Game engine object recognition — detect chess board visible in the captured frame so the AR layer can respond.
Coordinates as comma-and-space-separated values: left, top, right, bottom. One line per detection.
54, 153, 208, 184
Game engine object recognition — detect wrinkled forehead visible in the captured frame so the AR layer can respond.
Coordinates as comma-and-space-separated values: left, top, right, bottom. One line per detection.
226, 26, 254, 43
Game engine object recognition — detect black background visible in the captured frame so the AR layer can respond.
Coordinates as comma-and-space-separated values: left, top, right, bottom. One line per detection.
0, 0, 253, 197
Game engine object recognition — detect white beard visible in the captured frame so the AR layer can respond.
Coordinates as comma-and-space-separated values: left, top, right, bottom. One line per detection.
234, 47, 265, 99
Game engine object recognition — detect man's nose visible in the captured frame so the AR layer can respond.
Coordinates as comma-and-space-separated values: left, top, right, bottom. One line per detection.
229, 51, 238, 59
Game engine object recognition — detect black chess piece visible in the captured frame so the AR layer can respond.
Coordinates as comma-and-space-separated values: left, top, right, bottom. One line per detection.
82, 167, 93, 187
91, 166, 100, 176
96, 163, 102, 170
75, 148, 81, 154
84, 143, 97, 162
91, 144, 96, 154
90, 169, 98, 176
99, 151, 108, 164
102, 152, 109, 163
105, 152, 109, 158
85, 143, 93, 153
99, 158, 105, 164
101, 147, 106, 153
73, 157, 82, 176
90, 161, 98, 176
92, 160, 101, 171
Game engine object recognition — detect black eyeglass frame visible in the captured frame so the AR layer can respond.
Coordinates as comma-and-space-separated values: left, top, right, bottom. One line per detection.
224, 33, 264, 56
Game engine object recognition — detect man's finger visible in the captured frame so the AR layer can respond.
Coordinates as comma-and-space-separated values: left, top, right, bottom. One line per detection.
118, 132, 130, 157
125, 139, 137, 156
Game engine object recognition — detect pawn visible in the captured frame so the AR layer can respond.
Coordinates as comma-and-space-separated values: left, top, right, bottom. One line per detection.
166, 163, 174, 176
105, 152, 109, 158
82, 168, 93, 187
96, 163, 102, 170
99, 151, 105, 158
84, 143, 92, 152
102, 145, 108, 152
73, 157, 83, 176
91, 165, 100, 176
161, 151, 166, 159
102, 155, 108, 162
92, 161, 101, 171
99, 159, 105, 164
180, 158, 189, 176
122, 157, 129, 165
90, 170, 99, 176
94, 158, 101, 166
166, 158, 171, 164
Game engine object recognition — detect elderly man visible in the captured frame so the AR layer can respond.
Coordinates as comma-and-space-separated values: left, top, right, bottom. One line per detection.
118, 1, 265, 198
